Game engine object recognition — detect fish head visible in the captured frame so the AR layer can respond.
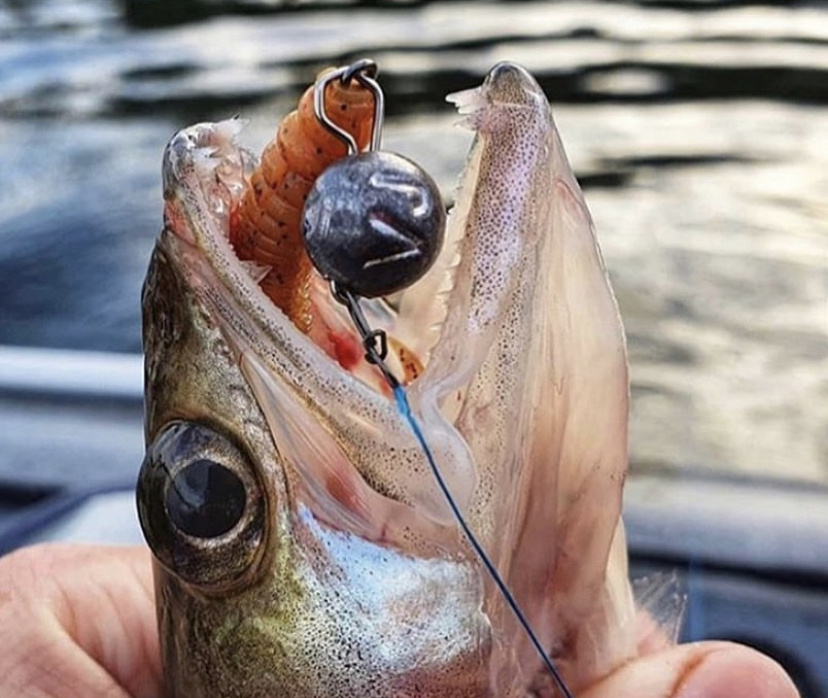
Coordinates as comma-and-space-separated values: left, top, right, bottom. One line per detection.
139, 120, 492, 697
138, 61, 637, 698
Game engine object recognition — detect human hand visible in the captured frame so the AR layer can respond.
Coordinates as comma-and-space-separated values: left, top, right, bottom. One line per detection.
0, 544, 160, 698
0, 544, 800, 698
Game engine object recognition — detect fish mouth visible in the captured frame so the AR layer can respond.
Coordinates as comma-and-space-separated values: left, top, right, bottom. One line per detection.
159, 115, 480, 539
157, 60, 626, 551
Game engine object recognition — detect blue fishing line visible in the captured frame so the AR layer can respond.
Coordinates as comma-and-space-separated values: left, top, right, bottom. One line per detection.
393, 384, 575, 698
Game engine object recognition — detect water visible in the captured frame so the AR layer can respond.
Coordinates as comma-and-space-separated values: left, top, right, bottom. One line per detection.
0, 0, 825, 487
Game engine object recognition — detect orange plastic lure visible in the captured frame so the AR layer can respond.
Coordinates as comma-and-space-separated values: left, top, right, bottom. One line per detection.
229, 72, 375, 334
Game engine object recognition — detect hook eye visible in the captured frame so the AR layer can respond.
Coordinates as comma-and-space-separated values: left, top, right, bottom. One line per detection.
313, 59, 385, 154
340, 58, 378, 83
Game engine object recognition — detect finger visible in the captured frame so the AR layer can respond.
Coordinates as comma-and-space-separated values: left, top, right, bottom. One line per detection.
0, 543, 161, 698
582, 640, 800, 698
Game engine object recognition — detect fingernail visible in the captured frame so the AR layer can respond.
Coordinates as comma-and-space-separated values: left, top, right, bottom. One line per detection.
676, 645, 800, 698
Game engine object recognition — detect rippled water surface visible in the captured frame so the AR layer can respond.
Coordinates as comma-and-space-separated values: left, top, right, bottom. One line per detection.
0, 0, 825, 485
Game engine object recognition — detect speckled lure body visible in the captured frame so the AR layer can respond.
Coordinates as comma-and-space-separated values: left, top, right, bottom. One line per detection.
228, 74, 374, 333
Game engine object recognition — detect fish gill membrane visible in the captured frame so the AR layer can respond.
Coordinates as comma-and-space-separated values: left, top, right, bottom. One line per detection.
145, 61, 684, 697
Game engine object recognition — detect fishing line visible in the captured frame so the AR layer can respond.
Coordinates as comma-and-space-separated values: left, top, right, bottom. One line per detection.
306, 59, 575, 698
393, 384, 575, 698
333, 285, 574, 698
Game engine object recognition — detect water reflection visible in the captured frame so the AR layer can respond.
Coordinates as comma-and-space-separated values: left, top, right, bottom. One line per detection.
0, 0, 825, 487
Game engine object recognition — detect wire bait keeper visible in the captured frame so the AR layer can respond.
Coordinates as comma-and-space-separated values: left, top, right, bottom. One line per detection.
313, 59, 384, 155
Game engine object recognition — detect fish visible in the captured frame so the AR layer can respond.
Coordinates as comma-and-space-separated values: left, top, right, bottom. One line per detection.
137, 61, 646, 698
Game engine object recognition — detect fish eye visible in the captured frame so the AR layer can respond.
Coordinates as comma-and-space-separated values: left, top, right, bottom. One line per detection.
166, 458, 247, 538
137, 422, 266, 591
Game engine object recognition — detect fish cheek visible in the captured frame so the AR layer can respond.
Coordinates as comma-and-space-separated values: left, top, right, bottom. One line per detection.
137, 421, 267, 592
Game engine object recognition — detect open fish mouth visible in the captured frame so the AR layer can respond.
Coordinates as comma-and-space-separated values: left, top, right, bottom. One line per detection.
158, 115, 482, 532
146, 61, 638, 695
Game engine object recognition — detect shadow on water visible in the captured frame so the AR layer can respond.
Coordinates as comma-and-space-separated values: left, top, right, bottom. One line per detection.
119, 0, 824, 29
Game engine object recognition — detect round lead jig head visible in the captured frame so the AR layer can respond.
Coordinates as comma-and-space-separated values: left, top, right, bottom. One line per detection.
301, 59, 445, 299
302, 150, 445, 298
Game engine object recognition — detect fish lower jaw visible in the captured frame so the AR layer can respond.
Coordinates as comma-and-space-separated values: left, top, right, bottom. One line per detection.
183, 120, 277, 284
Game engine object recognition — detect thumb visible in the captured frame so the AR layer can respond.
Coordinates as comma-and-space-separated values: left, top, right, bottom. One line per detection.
582, 641, 800, 698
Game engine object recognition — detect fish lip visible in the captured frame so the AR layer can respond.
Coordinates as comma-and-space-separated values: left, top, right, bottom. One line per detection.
162, 117, 249, 201
446, 62, 547, 132
160, 117, 316, 352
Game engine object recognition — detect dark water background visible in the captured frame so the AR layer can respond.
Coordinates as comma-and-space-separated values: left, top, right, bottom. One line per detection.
0, 0, 825, 486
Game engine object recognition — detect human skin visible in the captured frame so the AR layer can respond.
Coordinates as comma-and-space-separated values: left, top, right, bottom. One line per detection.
0, 544, 800, 698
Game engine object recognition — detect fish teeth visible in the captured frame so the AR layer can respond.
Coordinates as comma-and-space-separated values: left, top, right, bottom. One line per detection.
446, 86, 490, 131
240, 260, 272, 283
446, 86, 485, 113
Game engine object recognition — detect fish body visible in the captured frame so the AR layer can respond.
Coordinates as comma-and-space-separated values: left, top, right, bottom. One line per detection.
138, 62, 637, 697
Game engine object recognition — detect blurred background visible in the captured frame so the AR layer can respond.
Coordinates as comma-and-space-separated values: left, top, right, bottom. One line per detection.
0, 0, 825, 695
